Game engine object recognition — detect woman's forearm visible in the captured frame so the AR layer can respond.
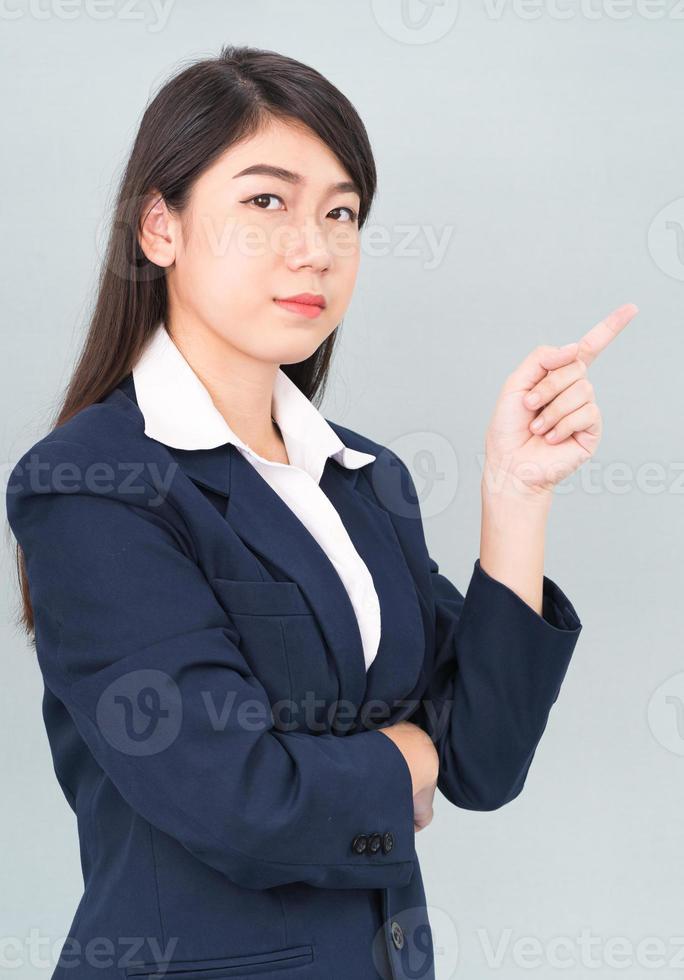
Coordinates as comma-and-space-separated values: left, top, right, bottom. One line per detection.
479, 481, 552, 617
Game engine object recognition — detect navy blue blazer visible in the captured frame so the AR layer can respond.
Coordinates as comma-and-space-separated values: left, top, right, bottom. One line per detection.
6, 372, 582, 980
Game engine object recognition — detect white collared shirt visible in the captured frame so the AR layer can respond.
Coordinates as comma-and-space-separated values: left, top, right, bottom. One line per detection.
131, 322, 381, 671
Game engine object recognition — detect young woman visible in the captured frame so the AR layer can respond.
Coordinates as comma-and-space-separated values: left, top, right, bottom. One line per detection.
6, 44, 636, 980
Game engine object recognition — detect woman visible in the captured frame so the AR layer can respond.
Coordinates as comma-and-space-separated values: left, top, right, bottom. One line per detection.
6, 44, 635, 980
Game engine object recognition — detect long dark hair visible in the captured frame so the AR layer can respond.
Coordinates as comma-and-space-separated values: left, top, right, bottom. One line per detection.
12, 44, 378, 639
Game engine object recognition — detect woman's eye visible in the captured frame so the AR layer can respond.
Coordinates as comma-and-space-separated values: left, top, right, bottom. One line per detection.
243, 193, 284, 211
330, 206, 358, 223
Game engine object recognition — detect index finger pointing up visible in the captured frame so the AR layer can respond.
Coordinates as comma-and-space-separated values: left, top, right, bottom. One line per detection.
575, 303, 640, 367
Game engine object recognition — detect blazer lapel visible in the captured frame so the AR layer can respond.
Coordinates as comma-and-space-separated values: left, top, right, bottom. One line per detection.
319, 462, 426, 718
223, 447, 369, 709
111, 373, 429, 721
166, 443, 428, 720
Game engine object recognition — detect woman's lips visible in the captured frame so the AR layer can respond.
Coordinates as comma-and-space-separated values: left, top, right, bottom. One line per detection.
274, 299, 324, 319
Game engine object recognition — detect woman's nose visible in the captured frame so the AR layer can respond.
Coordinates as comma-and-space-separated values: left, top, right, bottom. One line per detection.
282, 220, 332, 272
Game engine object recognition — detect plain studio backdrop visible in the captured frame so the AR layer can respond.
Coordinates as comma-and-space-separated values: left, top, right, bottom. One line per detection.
1, 3, 681, 978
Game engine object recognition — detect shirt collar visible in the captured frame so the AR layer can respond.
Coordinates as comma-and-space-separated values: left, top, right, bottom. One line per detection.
131, 322, 376, 485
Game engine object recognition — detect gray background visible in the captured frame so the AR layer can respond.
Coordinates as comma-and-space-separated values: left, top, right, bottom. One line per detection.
2, 2, 682, 978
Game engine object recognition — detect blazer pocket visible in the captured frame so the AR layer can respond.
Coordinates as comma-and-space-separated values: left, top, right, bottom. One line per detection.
209, 577, 338, 729
210, 577, 310, 617
125, 943, 314, 977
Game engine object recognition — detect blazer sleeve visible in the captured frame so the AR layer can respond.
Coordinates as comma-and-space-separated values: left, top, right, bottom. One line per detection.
6, 439, 417, 892
393, 457, 583, 812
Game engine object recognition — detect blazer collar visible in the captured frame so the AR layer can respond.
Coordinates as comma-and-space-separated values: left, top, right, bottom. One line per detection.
130, 321, 376, 485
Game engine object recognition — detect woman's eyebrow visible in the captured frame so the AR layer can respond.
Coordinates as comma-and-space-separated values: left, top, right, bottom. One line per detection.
232, 163, 360, 198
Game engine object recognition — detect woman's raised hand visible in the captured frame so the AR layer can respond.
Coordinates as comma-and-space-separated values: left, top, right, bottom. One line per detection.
482, 303, 640, 502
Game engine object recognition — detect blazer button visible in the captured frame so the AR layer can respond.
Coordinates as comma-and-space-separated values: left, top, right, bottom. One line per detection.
368, 832, 382, 854
391, 920, 405, 950
351, 834, 368, 855
382, 831, 394, 854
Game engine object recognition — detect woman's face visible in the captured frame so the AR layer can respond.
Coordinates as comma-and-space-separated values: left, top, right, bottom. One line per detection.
157, 117, 363, 365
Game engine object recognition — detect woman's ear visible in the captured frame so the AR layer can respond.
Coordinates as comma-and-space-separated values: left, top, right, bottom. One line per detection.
138, 190, 176, 267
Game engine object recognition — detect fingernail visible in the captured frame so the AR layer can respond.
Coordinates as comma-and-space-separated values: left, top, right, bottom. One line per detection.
560, 342, 577, 351
526, 393, 541, 407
